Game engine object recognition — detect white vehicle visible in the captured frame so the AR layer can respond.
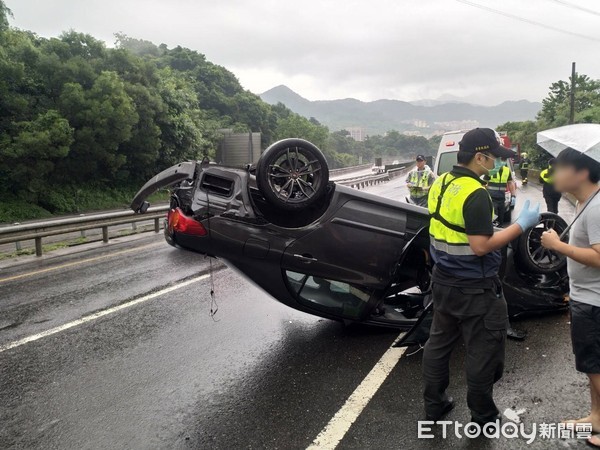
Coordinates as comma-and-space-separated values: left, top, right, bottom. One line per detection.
433, 130, 516, 223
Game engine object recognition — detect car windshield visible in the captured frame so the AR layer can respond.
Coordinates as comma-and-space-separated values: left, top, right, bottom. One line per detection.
437, 151, 457, 175
285, 271, 372, 320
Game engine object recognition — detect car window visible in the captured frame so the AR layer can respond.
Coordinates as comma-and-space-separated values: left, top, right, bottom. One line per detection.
436, 151, 457, 175
285, 271, 372, 320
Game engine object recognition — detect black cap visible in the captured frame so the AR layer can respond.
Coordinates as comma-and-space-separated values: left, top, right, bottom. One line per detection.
416, 154, 426, 161
459, 128, 515, 159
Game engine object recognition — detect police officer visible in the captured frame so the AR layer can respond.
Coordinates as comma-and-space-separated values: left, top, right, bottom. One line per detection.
486, 158, 516, 225
406, 155, 435, 207
540, 158, 562, 214
520, 152, 530, 184
422, 128, 540, 426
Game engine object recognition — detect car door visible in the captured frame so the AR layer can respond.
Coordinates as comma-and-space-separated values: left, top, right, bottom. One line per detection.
281, 193, 418, 290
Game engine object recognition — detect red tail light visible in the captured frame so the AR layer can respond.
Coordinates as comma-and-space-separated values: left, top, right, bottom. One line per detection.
168, 208, 207, 236
445, 141, 455, 147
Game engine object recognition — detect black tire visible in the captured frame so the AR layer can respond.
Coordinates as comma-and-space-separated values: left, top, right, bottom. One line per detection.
256, 138, 329, 211
515, 212, 568, 274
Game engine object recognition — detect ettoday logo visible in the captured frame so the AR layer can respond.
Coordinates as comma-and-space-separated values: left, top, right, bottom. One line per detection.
417, 420, 592, 443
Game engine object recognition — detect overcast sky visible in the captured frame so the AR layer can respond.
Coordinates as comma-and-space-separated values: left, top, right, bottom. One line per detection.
6, 0, 600, 105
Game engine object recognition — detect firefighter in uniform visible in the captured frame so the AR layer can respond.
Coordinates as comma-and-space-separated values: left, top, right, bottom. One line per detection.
422, 128, 540, 426
539, 158, 562, 214
486, 159, 516, 225
406, 155, 435, 207
519, 152, 530, 184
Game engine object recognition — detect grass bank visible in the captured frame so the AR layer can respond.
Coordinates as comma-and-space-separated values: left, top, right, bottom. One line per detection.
0, 187, 170, 224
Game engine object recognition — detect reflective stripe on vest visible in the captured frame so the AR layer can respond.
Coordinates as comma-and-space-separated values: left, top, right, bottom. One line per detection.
487, 166, 510, 191
428, 172, 491, 256
521, 161, 529, 169
540, 168, 553, 184
409, 169, 432, 198
430, 236, 476, 256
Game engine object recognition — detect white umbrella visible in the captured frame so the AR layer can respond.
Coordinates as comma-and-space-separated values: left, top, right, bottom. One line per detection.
535, 123, 600, 248
537, 123, 600, 162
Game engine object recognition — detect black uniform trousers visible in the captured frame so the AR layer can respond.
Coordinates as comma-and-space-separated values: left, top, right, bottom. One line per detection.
422, 280, 508, 422
489, 193, 506, 224
542, 184, 561, 214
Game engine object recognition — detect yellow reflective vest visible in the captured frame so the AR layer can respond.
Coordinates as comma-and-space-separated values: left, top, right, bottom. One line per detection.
540, 167, 553, 184
428, 170, 498, 278
486, 166, 510, 193
407, 169, 433, 198
429, 173, 488, 254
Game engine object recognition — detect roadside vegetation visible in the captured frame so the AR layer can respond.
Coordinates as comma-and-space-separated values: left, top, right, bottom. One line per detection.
0, 1, 440, 223
498, 74, 600, 167
4, 0, 596, 223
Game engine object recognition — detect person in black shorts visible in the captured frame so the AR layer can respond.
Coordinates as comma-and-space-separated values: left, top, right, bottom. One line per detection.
541, 148, 600, 447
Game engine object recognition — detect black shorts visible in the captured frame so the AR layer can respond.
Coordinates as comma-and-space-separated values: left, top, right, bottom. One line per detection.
571, 300, 600, 374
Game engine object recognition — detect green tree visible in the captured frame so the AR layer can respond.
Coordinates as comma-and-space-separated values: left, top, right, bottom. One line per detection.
538, 74, 600, 127
57, 71, 138, 181
0, 110, 73, 198
155, 68, 209, 166
0, 0, 12, 33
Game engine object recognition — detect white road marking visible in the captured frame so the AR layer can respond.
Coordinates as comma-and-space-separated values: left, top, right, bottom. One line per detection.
307, 334, 408, 450
0, 274, 209, 354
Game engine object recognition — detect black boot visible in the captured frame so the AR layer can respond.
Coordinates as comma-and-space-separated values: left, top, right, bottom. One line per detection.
425, 397, 455, 421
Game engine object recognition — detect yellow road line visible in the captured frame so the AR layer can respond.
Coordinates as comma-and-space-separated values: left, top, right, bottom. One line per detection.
0, 242, 162, 284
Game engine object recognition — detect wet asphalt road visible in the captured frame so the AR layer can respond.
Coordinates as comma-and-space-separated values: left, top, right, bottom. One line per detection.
0, 177, 585, 450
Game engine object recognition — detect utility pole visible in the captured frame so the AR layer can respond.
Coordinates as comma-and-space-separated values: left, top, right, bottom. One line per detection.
569, 62, 576, 124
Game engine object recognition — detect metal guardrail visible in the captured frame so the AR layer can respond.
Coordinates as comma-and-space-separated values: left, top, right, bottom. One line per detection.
329, 163, 373, 178
336, 164, 412, 189
0, 206, 169, 257
0, 162, 415, 258
337, 173, 390, 189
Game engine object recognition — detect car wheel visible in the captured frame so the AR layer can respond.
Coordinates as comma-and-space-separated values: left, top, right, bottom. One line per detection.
256, 138, 329, 211
515, 212, 568, 274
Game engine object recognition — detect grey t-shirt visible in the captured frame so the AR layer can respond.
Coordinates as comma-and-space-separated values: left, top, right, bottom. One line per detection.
568, 192, 600, 306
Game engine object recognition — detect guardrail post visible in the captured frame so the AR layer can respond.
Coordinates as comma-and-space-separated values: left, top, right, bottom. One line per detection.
102, 226, 109, 243
132, 222, 137, 231
154, 218, 160, 233
15, 241, 21, 251
35, 237, 42, 257
80, 215, 86, 238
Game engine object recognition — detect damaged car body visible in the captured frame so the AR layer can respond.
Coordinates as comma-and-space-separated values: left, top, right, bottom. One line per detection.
131, 139, 570, 342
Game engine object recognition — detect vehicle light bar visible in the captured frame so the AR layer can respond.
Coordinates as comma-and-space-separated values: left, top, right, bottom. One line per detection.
168, 208, 207, 236
445, 141, 455, 146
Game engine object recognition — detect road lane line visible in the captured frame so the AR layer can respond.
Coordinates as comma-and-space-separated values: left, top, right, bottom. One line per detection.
0, 242, 162, 284
0, 274, 209, 353
307, 334, 407, 450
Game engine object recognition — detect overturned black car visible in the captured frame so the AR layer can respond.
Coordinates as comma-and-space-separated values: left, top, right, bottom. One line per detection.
131, 139, 569, 335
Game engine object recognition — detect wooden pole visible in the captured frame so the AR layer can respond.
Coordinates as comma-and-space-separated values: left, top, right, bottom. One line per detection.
569, 62, 576, 124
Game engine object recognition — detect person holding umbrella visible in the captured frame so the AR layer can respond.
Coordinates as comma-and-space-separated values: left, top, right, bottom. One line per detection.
538, 124, 600, 447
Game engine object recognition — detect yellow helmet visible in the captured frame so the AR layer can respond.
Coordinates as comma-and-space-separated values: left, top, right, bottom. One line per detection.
521, 152, 528, 158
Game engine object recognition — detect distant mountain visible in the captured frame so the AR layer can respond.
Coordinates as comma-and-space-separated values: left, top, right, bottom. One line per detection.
260, 85, 541, 136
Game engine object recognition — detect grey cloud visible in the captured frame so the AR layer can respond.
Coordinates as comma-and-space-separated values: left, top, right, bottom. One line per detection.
6, 0, 600, 105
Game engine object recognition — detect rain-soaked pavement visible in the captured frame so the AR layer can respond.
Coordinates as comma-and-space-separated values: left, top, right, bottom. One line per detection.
0, 176, 585, 449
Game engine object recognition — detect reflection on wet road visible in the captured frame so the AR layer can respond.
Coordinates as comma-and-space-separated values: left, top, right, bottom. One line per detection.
0, 175, 581, 449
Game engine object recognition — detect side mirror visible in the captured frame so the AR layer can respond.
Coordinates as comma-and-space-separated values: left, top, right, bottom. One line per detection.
139, 201, 150, 214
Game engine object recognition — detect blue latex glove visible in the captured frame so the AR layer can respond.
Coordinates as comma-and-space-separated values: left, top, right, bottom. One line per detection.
510, 196, 516, 207
515, 199, 540, 231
